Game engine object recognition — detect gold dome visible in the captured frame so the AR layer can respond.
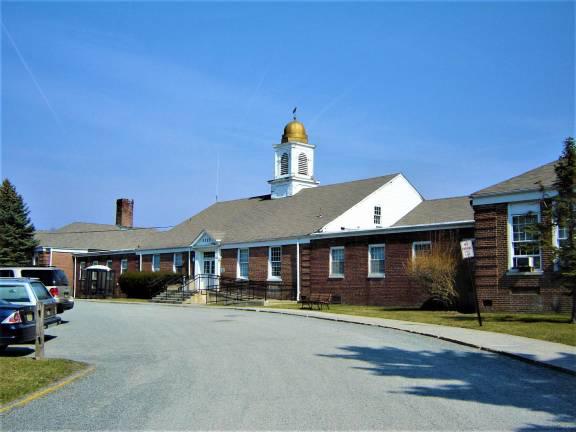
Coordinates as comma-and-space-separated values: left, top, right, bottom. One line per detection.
281, 120, 308, 143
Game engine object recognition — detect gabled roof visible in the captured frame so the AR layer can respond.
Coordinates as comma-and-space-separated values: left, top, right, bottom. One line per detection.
138, 174, 399, 249
392, 196, 473, 227
35, 222, 157, 251
471, 161, 557, 198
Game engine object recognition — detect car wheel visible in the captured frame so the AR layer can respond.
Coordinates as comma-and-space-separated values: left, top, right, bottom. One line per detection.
57, 305, 64, 314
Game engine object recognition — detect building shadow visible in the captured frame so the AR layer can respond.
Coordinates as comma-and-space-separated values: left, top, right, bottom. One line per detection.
319, 345, 576, 431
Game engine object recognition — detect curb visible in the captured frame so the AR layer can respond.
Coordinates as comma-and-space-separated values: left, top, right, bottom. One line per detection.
231, 307, 576, 377
0, 364, 95, 414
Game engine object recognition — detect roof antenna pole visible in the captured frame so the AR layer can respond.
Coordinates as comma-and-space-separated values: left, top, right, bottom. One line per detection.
216, 150, 220, 202
292, 106, 297, 120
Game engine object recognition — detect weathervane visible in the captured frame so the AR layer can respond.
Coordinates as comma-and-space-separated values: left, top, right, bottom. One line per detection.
292, 106, 297, 120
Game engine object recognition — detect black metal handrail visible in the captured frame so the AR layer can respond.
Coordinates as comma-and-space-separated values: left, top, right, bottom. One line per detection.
203, 276, 296, 305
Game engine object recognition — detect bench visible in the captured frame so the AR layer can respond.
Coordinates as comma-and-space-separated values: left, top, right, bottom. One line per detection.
298, 293, 332, 310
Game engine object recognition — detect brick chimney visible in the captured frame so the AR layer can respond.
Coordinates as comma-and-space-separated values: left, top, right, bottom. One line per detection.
116, 198, 134, 228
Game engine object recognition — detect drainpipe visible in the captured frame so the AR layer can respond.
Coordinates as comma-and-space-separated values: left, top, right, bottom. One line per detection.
296, 239, 301, 301
139, 254, 142, 272
73, 256, 77, 297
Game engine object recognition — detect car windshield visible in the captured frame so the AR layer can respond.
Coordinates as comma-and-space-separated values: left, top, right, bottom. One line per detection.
21, 269, 69, 286
0, 285, 31, 302
31, 282, 52, 300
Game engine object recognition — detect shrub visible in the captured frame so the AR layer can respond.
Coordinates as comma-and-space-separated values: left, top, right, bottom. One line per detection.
118, 272, 180, 299
406, 243, 460, 308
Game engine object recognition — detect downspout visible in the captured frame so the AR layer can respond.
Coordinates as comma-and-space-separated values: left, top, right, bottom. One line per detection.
139, 254, 142, 272
296, 239, 301, 301
73, 256, 77, 297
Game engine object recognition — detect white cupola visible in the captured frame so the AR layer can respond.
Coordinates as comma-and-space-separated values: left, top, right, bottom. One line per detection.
268, 117, 319, 199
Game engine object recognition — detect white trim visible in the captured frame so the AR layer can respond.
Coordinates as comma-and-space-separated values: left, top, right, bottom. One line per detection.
296, 240, 301, 301
152, 254, 161, 272
36, 247, 90, 254
237, 248, 249, 280
329, 246, 345, 278
221, 237, 311, 250
412, 241, 432, 260
75, 249, 135, 257
311, 221, 474, 239
472, 189, 557, 206
507, 202, 541, 271
188, 249, 192, 277
268, 246, 282, 281
139, 254, 142, 272
73, 256, 77, 297
173, 252, 183, 273
368, 244, 385, 278
136, 247, 191, 256
120, 258, 128, 275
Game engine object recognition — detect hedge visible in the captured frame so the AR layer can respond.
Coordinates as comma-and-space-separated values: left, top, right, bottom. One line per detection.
118, 272, 181, 299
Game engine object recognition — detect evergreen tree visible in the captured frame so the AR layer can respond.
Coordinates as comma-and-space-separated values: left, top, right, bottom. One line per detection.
540, 137, 576, 323
0, 179, 38, 265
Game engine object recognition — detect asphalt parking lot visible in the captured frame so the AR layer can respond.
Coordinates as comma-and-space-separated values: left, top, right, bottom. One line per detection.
2, 301, 575, 431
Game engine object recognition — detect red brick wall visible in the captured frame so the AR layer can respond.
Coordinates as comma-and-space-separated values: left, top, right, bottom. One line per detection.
308, 229, 473, 307
474, 203, 568, 313
220, 246, 297, 287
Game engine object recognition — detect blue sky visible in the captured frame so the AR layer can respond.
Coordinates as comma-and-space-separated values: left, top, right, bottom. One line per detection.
2, 1, 574, 230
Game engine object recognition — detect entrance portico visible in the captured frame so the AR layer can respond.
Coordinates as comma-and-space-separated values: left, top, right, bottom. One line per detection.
191, 231, 222, 289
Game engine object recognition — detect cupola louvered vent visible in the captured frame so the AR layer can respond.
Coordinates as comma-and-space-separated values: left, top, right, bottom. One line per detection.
280, 153, 289, 175
298, 153, 308, 175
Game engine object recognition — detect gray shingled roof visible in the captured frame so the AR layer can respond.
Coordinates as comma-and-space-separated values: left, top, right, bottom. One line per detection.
392, 196, 473, 227
36, 222, 157, 250
472, 161, 557, 197
139, 175, 399, 249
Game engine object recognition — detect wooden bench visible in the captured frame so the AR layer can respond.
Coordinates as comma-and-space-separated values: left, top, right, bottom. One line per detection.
298, 293, 332, 310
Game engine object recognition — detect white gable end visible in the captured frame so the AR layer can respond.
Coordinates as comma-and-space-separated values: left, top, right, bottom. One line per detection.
320, 174, 423, 233
191, 231, 218, 248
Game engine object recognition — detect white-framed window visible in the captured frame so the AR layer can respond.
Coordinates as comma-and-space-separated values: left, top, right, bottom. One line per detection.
106, 259, 113, 269
374, 206, 382, 225
280, 153, 289, 176
237, 248, 249, 279
152, 254, 161, 272
269, 246, 282, 279
329, 247, 345, 278
557, 225, 569, 248
508, 204, 542, 269
120, 259, 128, 274
412, 241, 432, 260
368, 244, 385, 277
92, 260, 99, 266
79, 262, 86, 280
173, 253, 183, 273
298, 153, 308, 175
91, 261, 98, 281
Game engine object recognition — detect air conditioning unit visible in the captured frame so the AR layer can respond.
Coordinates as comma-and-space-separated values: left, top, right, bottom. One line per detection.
515, 257, 534, 272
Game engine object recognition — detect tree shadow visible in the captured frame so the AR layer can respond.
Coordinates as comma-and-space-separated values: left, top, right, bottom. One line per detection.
320, 345, 576, 431
0, 346, 35, 357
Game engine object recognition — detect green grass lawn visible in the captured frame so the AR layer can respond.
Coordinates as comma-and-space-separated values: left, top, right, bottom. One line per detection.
264, 303, 576, 346
0, 358, 88, 405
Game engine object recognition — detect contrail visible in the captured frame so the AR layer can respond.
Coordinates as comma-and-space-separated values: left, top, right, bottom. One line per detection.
2, 21, 65, 133
310, 83, 357, 126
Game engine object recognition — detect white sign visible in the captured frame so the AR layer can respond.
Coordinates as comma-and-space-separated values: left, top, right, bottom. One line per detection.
460, 240, 475, 259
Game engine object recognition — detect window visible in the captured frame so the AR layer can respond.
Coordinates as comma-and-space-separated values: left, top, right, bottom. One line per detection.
79, 262, 86, 280
298, 153, 308, 175
329, 247, 345, 277
269, 247, 282, 279
152, 254, 161, 272
557, 225, 569, 248
0, 270, 14, 277
203, 252, 216, 274
238, 248, 249, 279
120, 259, 128, 274
374, 206, 381, 225
280, 153, 289, 175
511, 213, 541, 269
92, 260, 99, 266
106, 260, 113, 269
173, 253, 183, 273
369, 245, 385, 277
412, 241, 432, 259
